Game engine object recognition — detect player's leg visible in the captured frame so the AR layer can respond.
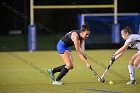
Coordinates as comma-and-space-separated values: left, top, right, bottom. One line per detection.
52, 65, 66, 73
49, 40, 73, 85
52, 50, 72, 85
48, 65, 66, 81
56, 50, 73, 80
48, 40, 67, 81
127, 53, 138, 84
133, 53, 140, 69
127, 53, 140, 84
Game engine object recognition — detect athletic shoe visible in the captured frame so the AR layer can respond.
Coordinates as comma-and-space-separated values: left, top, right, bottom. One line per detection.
52, 81, 64, 85
47, 68, 55, 81
126, 80, 136, 85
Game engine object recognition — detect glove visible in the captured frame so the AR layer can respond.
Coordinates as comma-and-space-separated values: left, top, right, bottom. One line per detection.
111, 55, 115, 62
110, 54, 115, 65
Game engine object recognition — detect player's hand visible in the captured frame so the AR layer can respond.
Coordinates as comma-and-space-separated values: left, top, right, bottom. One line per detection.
86, 63, 91, 69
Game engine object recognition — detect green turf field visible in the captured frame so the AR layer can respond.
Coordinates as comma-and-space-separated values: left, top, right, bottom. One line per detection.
0, 50, 140, 93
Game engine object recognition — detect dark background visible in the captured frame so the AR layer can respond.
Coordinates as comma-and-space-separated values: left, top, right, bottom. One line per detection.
0, 0, 140, 51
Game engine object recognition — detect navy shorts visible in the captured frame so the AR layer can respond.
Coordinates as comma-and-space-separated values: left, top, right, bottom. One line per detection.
57, 40, 71, 54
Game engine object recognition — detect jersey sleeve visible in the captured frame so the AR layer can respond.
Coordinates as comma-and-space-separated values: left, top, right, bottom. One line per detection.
124, 35, 134, 45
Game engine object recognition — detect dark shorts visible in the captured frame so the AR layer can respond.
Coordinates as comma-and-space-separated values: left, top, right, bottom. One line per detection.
57, 40, 71, 54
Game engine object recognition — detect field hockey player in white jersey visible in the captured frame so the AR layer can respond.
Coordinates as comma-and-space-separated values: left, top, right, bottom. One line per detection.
110, 26, 140, 85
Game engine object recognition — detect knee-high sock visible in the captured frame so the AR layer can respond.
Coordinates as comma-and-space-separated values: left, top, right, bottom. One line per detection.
56, 67, 69, 81
137, 63, 140, 69
128, 65, 135, 80
52, 65, 65, 73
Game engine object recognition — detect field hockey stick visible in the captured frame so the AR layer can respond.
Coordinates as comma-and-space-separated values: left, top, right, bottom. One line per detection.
100, 53, 118, 78
89, 66, 105, 83
100, 63, 112, 79
100, 55, 116, 79
101, 51, 125, 79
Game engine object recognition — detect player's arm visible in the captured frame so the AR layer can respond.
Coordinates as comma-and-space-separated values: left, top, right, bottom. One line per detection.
114, 43, 129, 58
71, 32, 91, 68
79, 39, 87, 58
110, 43, 129, 65
80, 39, 84, 49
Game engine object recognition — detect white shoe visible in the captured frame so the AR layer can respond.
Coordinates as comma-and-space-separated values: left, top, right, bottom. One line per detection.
47, 69, 55, 81
52, 81, 64, 85
126, 80, 136, 85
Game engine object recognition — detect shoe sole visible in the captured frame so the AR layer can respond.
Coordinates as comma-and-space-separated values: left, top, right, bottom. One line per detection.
52, 82, 64, 85
127, 82, 136, 85
52, 83, 64, 85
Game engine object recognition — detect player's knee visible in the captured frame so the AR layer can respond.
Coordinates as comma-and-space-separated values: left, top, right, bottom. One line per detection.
69, 66, 73, 70
129, 60, 134, 66
133, 62, 140, 68
66, 63, 73, 70
133, 64, 137, 68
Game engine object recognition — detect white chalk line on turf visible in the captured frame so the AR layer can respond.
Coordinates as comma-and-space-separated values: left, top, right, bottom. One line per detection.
7, 52, 49, 76
0, 68, 48, 72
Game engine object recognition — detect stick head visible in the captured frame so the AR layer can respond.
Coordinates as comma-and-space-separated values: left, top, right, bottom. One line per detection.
98, 78, 105, 83
101, 78, 105, 83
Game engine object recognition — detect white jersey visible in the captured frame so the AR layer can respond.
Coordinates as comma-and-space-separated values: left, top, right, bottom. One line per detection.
124, 34, 140, 53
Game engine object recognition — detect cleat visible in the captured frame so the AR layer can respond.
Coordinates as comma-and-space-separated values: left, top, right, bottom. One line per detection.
47, 69, 55, 81
52, 81, 64, 85
126, 80, 136, 85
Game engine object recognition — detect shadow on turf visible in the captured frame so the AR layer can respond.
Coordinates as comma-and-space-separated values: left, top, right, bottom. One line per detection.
85, 88, 122, 93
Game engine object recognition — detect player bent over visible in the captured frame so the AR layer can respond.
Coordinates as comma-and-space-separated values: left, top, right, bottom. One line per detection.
110, 26, 140, 85
48, 24, 91, 85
